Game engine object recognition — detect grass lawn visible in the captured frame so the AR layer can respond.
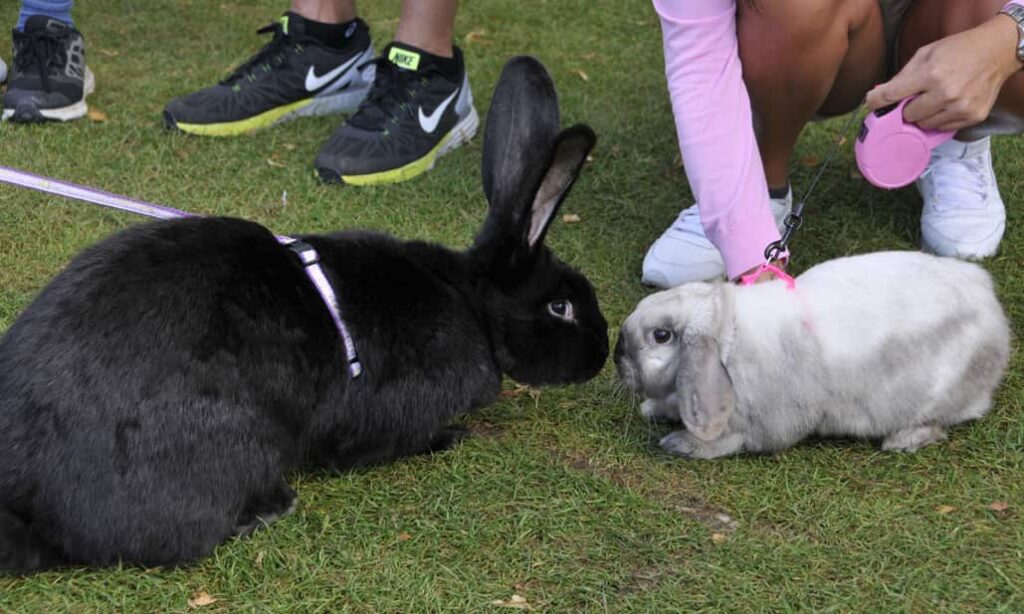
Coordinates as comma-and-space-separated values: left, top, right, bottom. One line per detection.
1, 0, 1022, 611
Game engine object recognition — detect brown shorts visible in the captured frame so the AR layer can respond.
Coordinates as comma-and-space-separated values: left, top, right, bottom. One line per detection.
880, 0, 916, 75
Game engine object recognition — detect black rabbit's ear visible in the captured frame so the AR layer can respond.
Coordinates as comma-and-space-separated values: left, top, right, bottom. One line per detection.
481, 56, 561, 209
522, 125, 595, 250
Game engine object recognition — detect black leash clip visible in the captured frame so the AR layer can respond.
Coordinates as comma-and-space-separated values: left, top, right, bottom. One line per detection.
763, 201, 805, 263
760, 105, 863, 266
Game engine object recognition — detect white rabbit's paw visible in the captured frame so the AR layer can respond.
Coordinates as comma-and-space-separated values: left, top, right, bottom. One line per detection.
660, 431, 700, 457
640, 397, 680, 423
659, 430, 742, 459
881, 425, 947, 453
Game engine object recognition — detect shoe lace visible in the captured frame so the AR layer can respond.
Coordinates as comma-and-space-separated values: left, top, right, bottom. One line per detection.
222, 22, 297, 85
345, 57, 436, 131
670, 204, 704, 233
13, 27, 67, 93
920, 149, 991, 211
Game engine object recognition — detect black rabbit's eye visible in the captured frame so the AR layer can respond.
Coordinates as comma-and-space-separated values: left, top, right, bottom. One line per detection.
547, 300, 574, 321
652, 329, 673, 344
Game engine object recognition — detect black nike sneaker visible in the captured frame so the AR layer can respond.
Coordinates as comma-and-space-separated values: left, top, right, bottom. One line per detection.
314, 42, 478, 185
163, 14, 374, 137
2, 15, 94, 123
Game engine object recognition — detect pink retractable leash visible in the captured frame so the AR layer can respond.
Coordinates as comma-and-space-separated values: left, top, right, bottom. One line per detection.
855, 98, 955, 189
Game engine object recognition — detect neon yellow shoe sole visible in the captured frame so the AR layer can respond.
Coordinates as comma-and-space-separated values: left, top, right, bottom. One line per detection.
319, 107, 480, 186
165, 86, 370, 137
170, 98, 312, 137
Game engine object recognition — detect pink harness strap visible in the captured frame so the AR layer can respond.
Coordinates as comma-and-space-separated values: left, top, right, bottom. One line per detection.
738, 261, 796, 290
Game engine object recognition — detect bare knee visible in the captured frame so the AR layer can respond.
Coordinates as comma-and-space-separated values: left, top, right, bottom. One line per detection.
738, 0, 878, 85
739, 0, 884, 117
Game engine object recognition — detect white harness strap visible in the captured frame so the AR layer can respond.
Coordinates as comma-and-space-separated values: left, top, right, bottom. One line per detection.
0, 165, 363, 379
280, 237, 362, 378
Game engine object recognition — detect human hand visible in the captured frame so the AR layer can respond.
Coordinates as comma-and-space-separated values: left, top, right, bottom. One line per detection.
866, 14, 1023, 132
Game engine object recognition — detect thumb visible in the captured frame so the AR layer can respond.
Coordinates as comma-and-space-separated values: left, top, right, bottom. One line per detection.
866, 68, 925, 111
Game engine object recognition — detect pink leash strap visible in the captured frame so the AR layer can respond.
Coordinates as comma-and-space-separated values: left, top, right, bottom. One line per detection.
0, 165, 362, 378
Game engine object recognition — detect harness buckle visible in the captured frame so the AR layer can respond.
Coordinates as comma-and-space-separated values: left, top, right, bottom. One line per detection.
285, 239, 320, 266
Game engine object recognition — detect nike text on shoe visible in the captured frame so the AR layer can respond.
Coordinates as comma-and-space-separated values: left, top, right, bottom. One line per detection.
2, 15, 94, 123
641, 188, 793, 288
314, 42, 479, 186
916, 137, 1006, 260
163, 15, 374, 137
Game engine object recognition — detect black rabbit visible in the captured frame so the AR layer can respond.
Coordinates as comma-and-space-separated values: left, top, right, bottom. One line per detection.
0, 56, 608, 573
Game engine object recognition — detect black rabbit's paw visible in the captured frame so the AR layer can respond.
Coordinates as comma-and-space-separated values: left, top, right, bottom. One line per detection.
233, 482, 297, 537
426, 425, 471, 454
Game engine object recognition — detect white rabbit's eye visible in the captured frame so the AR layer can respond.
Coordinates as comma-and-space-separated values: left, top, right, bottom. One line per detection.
652, 329, 673, 344
548, 300, 574, 321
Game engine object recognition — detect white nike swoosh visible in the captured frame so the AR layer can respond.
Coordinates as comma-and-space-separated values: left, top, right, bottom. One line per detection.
418, 89, 459, 134
305, 54, 361, 92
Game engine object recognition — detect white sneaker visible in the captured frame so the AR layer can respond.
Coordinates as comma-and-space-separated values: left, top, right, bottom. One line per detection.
641, 188, 793, 288
916, 137, 1005, 260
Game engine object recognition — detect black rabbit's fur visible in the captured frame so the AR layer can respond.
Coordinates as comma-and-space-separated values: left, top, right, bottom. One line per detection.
0, 57, 608, 572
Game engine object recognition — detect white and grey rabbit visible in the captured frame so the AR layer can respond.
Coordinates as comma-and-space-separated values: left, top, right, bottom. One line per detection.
615, 251, 1012, 459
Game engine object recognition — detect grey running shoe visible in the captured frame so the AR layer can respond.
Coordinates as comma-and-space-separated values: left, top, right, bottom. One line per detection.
314, 43, 478, 185
163, 14, 374, 137
3, 15, 94, 123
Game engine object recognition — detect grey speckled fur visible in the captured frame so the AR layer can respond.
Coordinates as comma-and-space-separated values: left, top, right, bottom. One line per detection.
615, 251, 1012, 459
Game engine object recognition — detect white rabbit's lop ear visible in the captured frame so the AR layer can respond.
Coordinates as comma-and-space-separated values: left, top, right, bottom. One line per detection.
677, 334, 735, 442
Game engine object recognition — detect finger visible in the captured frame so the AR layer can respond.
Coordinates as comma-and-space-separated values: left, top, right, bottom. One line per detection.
902, 92, 945, 124
910, 103, 972, 132
931, 97, 997, 132
866, 60, 928, 111
928, 110, 976, 133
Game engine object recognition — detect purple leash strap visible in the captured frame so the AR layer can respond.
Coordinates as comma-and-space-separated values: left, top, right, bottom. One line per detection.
0, 165, 363, 378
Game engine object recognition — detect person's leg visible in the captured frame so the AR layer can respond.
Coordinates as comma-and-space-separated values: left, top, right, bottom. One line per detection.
163, 0, 374, 136
642, 0, 887, 287
394, 0, 457, 58
16, 0, 74, 30
899, 0, 1014, 259
3, 0, 92, 123
738, 0, 888, 191
313, 0, 478, 185
289, 0, 356, 24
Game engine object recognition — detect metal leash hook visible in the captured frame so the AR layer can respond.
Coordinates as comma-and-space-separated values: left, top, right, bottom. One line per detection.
763, 200, 805, 263
741, 203, 801, 287
751, 105, 865, 284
